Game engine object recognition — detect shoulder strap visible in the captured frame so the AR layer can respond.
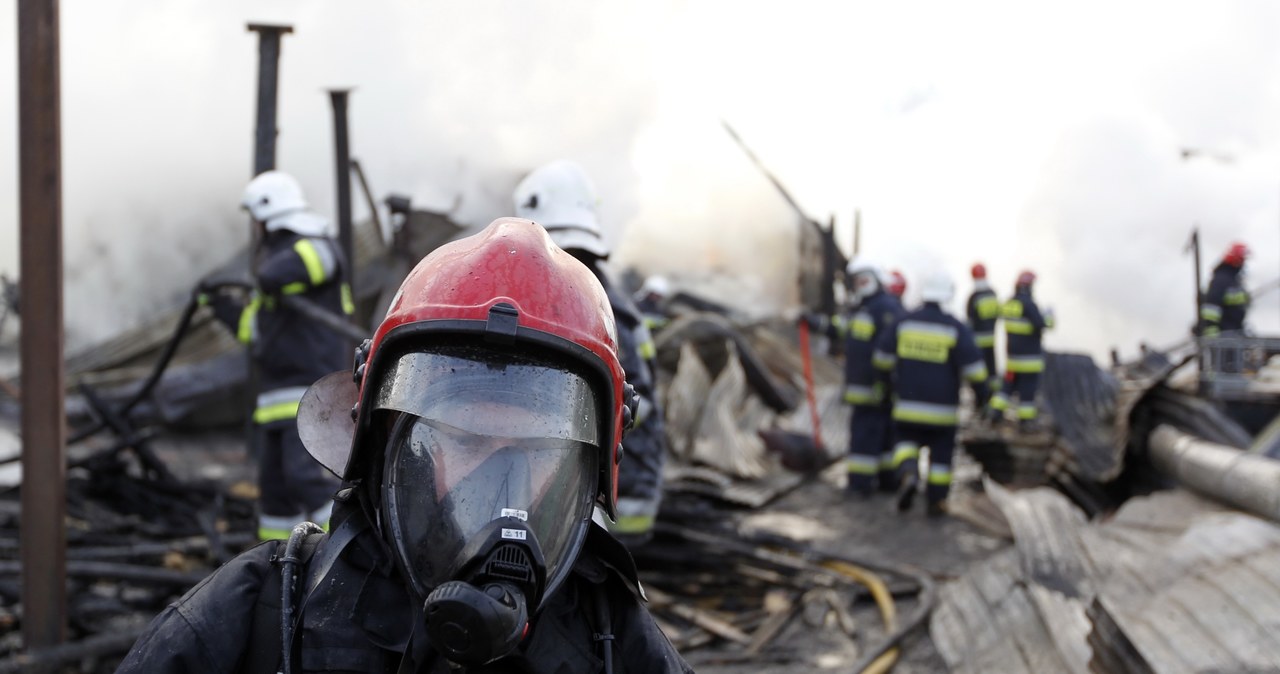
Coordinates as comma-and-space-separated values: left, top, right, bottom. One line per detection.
242, 533, 325, 674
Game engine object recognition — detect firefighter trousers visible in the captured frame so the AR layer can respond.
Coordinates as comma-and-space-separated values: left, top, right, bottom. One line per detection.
891, 422, 956, 506
847, 404, 896, 493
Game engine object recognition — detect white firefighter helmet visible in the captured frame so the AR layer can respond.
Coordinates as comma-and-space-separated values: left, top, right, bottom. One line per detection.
242, 170, 307, 222
637, 274, 671, 300
513, 160, 609, 258
919, 268, 955, 304
241, 171, 332, 237
845, 257, 886, 301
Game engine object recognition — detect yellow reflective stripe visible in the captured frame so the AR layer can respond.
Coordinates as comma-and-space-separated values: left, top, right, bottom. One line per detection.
294, 239, 330, 285
843, 383, 882, 405
340, 283, 355, 315
639, 339, 656, 360
1002, 299, 1024, 319
893, 405, 959, 426
1005, 319, 1034, 335
963, 361, 989, 383
851, 317, 875, 341
873, 350, 896, 370
643, 315, 668, 331
892, 443, 919, 468
1007, 357, 1044, 373
254, 400, 301, 424
1224, 290, 1248, 305
976, 296, 1000, 319
974, 333, 996, 347
831, 315, 849, 337
846, 456, 879, 475
1200, 304, 1222, 320
1017, 405, 1039, 420
281, 281, 308, 295
613, 514, 655, 534
258, 527, 292, 541
989, 393, 1009, 410
927, 467, 952, 486
237, 296, 261, 344
1203, 326, 1220, 337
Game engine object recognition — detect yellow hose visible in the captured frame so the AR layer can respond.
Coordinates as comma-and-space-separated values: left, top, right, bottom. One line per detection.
822, 559, 900, 674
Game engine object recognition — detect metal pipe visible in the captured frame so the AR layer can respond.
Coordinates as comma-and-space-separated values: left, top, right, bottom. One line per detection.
246, 23, 292, 176
1148, 424, 1280, 522
328, 89, 355, 284
350, 159, 383, 244
18, 0, 67, 649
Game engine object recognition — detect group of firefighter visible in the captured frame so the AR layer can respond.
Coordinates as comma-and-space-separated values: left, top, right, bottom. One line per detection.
810, 260, 1054, 517
120, 152, 1257, 670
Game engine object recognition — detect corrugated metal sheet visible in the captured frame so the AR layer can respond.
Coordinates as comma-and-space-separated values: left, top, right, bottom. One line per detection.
933, 485, 1280, 674
1083, 491, 1280, 673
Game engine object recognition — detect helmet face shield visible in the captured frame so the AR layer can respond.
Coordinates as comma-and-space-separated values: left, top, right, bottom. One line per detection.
375, 346, 601, 602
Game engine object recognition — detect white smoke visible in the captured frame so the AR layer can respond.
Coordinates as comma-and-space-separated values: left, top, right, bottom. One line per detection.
1, 1, 1280, 364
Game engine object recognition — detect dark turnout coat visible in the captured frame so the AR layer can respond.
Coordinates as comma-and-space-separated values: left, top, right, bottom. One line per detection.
117, 501, 692, 674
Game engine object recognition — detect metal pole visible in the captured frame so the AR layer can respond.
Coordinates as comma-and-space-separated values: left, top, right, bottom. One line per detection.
1190, 228, 1202, 374
17, 0, 67, 649
247, 24, 292, 176
328, 89, 354, 283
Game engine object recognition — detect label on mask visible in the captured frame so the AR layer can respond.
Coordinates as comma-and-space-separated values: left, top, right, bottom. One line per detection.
502, 528, 527, 541
501, 508, 529, 521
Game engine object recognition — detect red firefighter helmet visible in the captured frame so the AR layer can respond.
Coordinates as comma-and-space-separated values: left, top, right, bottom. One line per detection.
1224, 242, 1250, 267
1016, 270, 1037, 287
888, 270, 907, 297
971, 263, 987, 280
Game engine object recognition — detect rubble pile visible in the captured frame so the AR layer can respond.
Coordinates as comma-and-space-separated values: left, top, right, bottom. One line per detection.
0, 446, 256, 672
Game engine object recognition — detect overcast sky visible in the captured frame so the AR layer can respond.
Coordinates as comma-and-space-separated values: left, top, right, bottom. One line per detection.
3, 1, 1280, 361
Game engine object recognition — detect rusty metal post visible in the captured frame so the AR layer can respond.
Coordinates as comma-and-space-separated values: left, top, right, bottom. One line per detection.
247, 24, 292, 176
17, 0, 67, 649
328, 89, 354, 283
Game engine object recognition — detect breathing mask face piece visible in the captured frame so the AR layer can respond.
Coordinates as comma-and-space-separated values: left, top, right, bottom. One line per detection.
375, 346, 602, 664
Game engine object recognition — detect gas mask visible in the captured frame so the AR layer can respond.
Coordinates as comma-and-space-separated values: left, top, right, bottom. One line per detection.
373, 346, 602, 666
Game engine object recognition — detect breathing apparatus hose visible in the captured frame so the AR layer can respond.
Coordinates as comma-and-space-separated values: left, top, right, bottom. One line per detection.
281, 522, 325, 674
67, 282, 237, 444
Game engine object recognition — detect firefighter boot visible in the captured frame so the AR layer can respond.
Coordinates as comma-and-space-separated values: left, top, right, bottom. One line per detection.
896, 475, 918, 513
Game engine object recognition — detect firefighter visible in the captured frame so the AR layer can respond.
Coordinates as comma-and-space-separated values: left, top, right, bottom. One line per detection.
887, 269, 907, 301
514, 160, 667, 546
965, 263, 1001, 405
1200, 242, 1250, 336
825, 258, 906, 497
634, 274, 672, 333
874, 270, 987, 516
203, 171, 352, 541
987, 270, 1054, 429
118, 218, 693, 673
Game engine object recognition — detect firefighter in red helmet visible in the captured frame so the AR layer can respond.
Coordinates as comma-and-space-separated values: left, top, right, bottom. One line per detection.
965, 263, 1001, 404
887, 270, 907, 300
119, 219, 692, 673
1199, 242, 1250, 337
988, 270, 1054, 430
